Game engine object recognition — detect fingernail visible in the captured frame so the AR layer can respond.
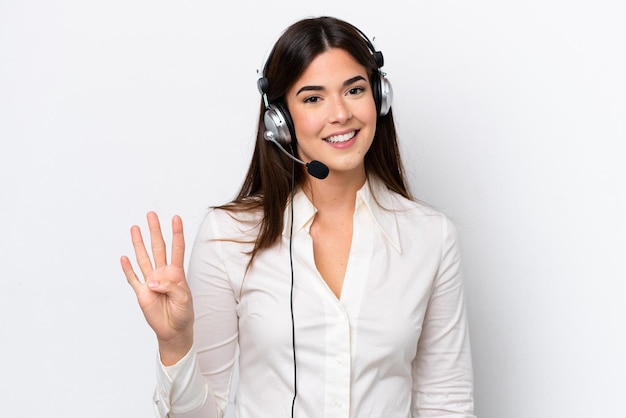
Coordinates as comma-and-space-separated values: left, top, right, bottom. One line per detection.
148, 281, 159, 289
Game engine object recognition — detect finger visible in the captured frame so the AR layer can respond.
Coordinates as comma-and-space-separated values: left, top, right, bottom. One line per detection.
170, 215, 185, 268
147, 211, 167, 268
120, 255, 143, 293
130, 224, 155, 277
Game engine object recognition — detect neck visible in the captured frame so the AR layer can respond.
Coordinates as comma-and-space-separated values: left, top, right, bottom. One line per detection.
302, 169, 367, 212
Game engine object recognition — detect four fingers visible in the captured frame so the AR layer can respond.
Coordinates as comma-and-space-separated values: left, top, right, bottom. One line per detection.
121, 213, 191, 344
122, 211, 185, 285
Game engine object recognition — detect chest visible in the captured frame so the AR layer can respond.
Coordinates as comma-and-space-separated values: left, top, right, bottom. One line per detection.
309, 214, 353, 299
234, 217, 439, 362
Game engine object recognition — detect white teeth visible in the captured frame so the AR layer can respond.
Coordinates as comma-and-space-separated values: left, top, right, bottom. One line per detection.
325, 131, 356, 143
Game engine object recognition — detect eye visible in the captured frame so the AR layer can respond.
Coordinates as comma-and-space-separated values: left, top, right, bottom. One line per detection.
303, 95, 321, 104
347, 86, 366, 96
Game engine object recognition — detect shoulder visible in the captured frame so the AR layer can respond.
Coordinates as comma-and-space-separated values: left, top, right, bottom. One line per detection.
391, 193, 443, 217
369, 178, 448, 220
195, 204, 264, 242
370, 184, 459, 248
395, 195, 455, 235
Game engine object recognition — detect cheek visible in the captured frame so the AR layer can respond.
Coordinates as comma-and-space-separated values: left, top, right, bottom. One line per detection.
364, 97, 378, 123
351, 94, 377, 126
292, 109, 324, 137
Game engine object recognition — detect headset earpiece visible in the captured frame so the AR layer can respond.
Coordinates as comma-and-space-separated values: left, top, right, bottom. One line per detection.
377, 72, 393, 116
262, 102, 295, 145
366, 54, 393, 117
257, 76, 295, 145
359, 34, 392, 117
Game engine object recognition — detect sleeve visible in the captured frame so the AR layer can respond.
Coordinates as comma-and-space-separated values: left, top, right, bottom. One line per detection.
411, 216, 476, 417
152, 209, 239, 418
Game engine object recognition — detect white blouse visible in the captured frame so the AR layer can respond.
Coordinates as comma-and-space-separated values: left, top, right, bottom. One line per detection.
153, 178, 475, 417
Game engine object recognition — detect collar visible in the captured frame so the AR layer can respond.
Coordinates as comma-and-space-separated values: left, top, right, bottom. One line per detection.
282, 177, 402, 253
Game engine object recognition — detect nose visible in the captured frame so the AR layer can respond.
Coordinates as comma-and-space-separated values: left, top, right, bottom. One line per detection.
327, 96, 352, 124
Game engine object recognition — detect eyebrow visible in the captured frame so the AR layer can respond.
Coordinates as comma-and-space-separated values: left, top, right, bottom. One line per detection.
295, 75, 367, 96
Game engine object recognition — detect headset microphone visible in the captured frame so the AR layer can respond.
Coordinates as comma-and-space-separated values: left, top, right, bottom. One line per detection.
263, 131, 329, 179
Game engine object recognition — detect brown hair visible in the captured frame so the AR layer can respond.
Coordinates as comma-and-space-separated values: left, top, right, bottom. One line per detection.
218, 16, 412, 262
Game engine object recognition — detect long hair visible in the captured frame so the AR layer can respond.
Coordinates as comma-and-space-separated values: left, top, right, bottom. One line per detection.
218, 16, 412, 262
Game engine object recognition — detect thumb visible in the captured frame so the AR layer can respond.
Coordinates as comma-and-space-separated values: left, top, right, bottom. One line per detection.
147, 279, 192, 306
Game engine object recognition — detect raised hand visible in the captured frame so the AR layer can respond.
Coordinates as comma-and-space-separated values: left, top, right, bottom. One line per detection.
121, 211, 194, 365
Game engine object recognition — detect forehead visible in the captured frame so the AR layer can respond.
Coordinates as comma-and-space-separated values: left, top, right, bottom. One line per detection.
293, 48, 369, 86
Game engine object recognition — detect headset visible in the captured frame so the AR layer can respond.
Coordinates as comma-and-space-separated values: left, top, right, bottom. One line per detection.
256, 24, 393, 149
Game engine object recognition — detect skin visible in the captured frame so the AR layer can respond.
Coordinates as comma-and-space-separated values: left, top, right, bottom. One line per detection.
122, 47, 378, 364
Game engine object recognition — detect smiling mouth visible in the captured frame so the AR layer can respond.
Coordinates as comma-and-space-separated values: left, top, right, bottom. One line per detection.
324, 130, 357, 143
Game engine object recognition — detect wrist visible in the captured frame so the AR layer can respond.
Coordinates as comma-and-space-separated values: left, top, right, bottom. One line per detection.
157, 332, 193, 366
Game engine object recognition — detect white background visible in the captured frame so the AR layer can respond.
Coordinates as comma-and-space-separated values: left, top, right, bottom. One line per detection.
1, 1, 625, 417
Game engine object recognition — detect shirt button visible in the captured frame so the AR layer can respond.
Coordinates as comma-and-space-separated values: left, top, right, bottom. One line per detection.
336, 356, 343, 365
334, 400, 342, 408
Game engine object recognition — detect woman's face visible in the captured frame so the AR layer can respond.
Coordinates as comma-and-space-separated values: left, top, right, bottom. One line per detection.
285, 48, 377, 180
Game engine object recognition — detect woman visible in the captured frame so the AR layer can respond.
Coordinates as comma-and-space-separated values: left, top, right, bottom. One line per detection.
121, 16, 475, 417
